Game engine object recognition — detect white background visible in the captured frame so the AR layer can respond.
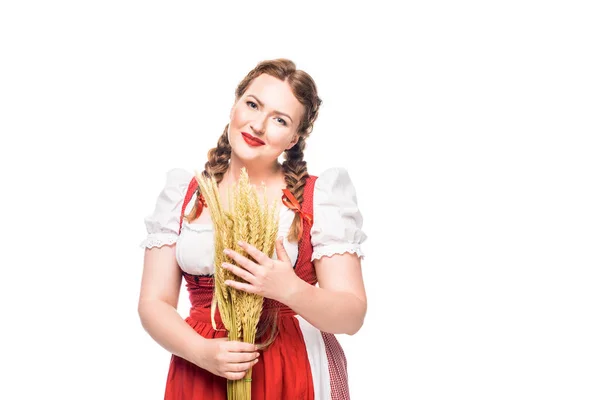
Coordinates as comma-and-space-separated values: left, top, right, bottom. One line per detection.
1, 1, 599, 399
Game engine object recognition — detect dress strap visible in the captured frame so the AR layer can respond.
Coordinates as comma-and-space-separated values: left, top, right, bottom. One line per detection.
294, 175, 319, 284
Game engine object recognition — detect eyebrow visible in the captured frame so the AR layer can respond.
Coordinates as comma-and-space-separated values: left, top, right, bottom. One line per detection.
247, 94, 294, 123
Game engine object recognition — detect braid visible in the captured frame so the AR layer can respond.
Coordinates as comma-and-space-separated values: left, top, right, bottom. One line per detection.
282, 136, 309, 242
185, 124, 231, 222
204, 124, 232, 182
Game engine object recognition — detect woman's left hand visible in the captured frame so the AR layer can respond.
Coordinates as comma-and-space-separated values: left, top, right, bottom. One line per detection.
222, 237, 301, 303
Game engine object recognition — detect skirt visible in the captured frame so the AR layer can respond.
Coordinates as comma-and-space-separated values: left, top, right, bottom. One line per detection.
164, 305, 350, 399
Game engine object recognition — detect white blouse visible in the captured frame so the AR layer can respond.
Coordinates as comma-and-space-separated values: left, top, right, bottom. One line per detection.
140, 167, 367, 276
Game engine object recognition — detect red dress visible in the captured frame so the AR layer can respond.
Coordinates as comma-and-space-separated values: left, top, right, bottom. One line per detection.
163, 175, 350, 400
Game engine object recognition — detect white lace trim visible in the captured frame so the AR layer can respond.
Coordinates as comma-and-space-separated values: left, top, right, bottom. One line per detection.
139, 233, 178, 249
311, 243, 365, 262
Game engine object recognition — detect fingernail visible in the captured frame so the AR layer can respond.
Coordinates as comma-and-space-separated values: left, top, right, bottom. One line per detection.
223, 249, 230, 256
238, 240, 245, 246
254, 359, 259, 364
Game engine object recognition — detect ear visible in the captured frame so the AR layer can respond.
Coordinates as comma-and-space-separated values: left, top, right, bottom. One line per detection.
229, 104, 235, 120
286, 134, 299, 150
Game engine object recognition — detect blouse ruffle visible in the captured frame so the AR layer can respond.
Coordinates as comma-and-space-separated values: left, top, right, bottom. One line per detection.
310, 167, 367, 261
139, 168, 192, 249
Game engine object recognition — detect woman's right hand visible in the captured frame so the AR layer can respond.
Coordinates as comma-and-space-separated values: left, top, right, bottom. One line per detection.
194, 337, 260, 380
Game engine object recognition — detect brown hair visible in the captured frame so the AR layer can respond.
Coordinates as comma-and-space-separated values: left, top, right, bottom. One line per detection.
187, 58, 322, 242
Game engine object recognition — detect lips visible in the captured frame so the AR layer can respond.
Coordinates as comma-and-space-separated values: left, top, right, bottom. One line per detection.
241, 131, 265, 146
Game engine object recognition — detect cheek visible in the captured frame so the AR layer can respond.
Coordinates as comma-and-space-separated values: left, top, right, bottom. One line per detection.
231, 106, 249, 125
267, 125, 295, 147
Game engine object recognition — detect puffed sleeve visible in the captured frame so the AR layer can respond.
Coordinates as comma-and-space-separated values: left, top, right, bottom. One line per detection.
310, 167, 367, 261
140, 168, 193, 249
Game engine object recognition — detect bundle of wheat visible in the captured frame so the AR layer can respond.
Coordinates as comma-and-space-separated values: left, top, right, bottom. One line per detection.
196, 168, 279, 400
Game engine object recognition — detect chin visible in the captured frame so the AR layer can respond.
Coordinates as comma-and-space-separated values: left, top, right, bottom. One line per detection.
231, 144, 262, 162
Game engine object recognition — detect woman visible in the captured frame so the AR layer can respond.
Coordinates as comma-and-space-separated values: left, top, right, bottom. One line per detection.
139, 58, 367, 400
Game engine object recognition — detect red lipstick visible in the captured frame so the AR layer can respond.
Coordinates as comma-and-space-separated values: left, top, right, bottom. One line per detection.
241, 132, 265, 146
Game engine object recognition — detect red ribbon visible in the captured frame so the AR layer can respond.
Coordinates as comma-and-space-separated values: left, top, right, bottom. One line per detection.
282, 189, 313, 236
197, 192, 207, 215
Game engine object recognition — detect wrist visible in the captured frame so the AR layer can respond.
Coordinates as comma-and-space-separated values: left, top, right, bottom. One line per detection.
279, 275, 310, 307
186, 334, 208, 367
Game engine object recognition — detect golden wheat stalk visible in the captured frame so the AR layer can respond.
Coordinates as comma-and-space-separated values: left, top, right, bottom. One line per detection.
195, 168, 280, 400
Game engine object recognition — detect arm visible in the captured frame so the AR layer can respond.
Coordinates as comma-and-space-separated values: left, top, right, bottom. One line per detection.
285, 167, 367, 334
137, 244, 204, 364
284, 252, 367, 335
138, 244, 259, 380
223, 239, 367, 336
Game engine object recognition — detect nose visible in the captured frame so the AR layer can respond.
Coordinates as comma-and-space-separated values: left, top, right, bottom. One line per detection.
250, 114, 267, 135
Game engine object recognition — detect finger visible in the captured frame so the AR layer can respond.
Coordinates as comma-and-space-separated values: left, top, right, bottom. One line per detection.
226, 359, 259, 373
275, 237, 291, 264
225, 279, 258, 294
224, 351, 260, 364
224, 371, 247, 381
224, 249, 258, 274
237, 241, 272, 265
222, 262, 256, 284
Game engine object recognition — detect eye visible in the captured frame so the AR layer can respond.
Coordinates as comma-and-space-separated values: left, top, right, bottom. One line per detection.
275, 117, 287, 126
246, 101, 258, 109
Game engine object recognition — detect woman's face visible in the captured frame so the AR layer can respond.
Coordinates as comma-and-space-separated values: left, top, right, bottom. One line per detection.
228, 74, 304, 164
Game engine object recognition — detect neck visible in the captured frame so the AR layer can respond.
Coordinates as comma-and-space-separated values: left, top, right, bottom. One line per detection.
225, 156, 283, 187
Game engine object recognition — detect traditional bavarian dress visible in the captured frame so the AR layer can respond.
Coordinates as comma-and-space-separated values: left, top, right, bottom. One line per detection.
141, 167, 366, 400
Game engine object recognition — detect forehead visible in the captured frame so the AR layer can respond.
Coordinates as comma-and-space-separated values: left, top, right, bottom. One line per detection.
243, 74, 303, 118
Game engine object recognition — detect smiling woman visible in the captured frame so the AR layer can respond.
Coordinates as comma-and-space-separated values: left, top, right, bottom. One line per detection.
226, 73, 303, 170
138, 59, 367, 400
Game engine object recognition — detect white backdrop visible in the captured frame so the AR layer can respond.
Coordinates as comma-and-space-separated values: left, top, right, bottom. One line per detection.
1, 1, 599, 399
